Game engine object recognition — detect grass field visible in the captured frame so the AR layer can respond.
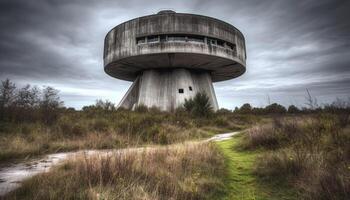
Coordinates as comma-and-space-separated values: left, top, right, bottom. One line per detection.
2, 113, 349, 200
0, 110, 255, 163
5, 142, 226, 200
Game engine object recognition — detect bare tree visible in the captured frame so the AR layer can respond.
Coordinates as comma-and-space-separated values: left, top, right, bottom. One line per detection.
0, 79, 16, 108
11, 84, 41, 121
15, 84, 40, 108
305, 88, 318, 110
266, 93, 271, 106
0, 79, 16, 121
40, 86, 63, 124
95, 99, 116, 111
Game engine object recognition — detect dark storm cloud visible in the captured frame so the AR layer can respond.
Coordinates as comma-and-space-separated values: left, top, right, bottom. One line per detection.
0, 0, 349, 108
0, 0, 94, 79
212, 0, 350, 107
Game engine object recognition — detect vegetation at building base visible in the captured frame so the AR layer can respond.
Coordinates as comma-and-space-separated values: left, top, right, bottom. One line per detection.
6, 142, 226, 200
183, 92, 213, 118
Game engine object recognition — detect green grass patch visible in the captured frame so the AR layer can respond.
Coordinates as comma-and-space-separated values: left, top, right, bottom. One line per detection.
216, 134, 299, 200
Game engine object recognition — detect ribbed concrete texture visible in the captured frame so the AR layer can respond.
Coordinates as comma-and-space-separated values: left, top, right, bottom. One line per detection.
104, 10, 246, 111
118, 68, 218, 111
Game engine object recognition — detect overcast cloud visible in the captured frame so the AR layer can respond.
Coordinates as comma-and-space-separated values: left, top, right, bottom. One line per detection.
0, 0, 349, 109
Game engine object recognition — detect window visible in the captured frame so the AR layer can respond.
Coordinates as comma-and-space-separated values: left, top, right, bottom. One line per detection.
147, 35, 159, 43
189, 86, 192, 91
136, 37, 146, 44
227, 43, 236, 51
188, 35, 204, 43
217, 40, 225, 47
160, 35, 167, 42
168, 34, 186, 42
136, 34, 236, 52
178, 89, 184, 93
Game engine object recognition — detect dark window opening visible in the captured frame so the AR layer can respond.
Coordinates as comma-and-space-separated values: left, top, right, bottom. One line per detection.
217, 40, 225, 47
136, 37, 146, 44
227, 43, 236, 51
189, 86, 193, 91
147, 35, 159, 43
188, 35, 204, 43
207, 38, 217, 45
178, 89, 184, 93
136, 34, 236, 51
168, 34, 186, 41
160, 35, 167, 42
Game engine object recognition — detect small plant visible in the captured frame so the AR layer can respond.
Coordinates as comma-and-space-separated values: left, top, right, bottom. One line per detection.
158, 131, 168, 144
184, 92, 213, 118
134, 104, 148, 112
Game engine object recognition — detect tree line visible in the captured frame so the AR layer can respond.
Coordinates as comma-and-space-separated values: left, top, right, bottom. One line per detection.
0, 79, 63, 124
230, 99, 350, 115
1, 78, 349, 124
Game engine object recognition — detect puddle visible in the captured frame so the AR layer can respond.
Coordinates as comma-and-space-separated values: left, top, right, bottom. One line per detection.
207, 131, 239, 141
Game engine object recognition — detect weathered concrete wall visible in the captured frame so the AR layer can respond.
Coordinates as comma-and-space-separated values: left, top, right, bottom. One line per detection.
117, 77, 140, 109
119, 68, 218, 111
104, 12, 246, 82
105, 11, 246, 112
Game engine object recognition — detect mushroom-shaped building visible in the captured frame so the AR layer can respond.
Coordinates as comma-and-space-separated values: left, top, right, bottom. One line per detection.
104, 10, 246, 111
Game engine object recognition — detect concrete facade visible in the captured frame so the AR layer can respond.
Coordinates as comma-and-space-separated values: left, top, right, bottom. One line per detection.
118, 68, 218, 111
104, 10, 246, 111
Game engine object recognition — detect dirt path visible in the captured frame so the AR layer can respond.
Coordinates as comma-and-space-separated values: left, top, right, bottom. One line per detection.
0, 131, 239, 196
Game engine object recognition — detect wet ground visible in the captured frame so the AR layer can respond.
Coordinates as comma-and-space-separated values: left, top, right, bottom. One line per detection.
0, 131, 239, 196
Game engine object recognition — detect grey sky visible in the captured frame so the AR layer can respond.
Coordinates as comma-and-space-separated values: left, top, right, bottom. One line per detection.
0, 0, 349, 109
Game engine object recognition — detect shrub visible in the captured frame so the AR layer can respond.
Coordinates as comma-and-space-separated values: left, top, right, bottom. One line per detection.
184, 92, 213, 118
265, 103, 287, 114
216, 108, 232, 115
40, 86, 63, 124
20, 123, 36, 135
255, 150, 304, 179
244, 125, 278, 149
58, 119, 74, 135
184, 98, 195, 112
288, 105, 300, 113
134, 104, 148, 113
249, 114, 350, 199
214, 116, 229, 127
158, 131, 168, 145
71, 124, 87, 136
92, 119, 110, 132
239, 103, 252, 114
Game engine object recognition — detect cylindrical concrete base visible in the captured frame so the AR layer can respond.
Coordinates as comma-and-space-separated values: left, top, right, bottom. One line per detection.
118, 68, 218, 112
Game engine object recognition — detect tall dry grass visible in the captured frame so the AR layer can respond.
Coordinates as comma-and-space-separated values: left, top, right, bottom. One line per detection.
6, 142, 226, 200
0, 109, 253, 163
244, 114, 350, 200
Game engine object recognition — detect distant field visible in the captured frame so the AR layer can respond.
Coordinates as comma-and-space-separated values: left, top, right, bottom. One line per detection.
2, 113, 349, 200
0, 109, 257, 163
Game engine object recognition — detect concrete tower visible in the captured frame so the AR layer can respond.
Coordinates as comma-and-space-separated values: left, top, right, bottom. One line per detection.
104, 10, 246, 111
